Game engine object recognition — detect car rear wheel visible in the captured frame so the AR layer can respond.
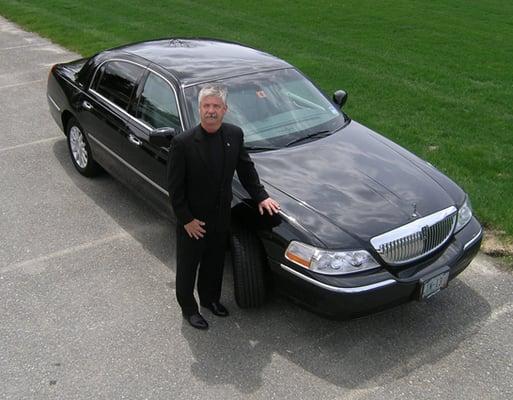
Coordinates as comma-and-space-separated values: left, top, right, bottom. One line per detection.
230, 229, 269, 308
66, 117, 101, 177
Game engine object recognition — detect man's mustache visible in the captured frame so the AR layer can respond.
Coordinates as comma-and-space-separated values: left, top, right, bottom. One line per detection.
204, 113, 218, 119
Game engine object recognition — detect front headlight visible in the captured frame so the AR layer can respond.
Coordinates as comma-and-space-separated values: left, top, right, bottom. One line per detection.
285, 241, 380, 275
455, 196, 473, 232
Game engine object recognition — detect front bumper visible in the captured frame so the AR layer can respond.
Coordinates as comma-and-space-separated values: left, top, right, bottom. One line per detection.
269, 217, 483, 319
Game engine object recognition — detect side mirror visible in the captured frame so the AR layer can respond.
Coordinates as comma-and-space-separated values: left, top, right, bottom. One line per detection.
333, 90, 348, 108
149, 127, 176, 147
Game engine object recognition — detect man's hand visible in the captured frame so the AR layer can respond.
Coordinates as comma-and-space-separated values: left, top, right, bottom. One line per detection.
184, 219, 206, 239
258, 197, 280, 216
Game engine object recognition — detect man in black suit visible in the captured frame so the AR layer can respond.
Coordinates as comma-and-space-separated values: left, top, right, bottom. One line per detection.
168, 85, 280, 330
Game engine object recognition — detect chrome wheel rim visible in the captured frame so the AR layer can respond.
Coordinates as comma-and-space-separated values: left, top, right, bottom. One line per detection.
69, 126, 88, 168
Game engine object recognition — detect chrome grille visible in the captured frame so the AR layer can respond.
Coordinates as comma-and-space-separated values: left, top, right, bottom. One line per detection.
370, 206, 457, 266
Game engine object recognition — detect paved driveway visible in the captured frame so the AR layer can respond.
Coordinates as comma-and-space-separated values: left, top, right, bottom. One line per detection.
0, 15, 512, 400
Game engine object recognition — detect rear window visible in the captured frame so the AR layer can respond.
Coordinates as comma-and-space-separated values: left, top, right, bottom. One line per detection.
93, 61, 144, 110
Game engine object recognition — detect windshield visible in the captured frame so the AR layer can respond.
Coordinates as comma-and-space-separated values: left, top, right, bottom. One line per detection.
184, 68, 346, 148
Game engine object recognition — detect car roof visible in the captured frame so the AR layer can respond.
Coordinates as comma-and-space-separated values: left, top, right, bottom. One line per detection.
114, 38, 292, 86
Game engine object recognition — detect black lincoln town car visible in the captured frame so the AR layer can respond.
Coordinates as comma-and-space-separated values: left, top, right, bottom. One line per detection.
46, 38, 482, 319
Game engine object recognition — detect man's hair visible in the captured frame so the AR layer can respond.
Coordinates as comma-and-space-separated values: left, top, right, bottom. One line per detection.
198, 85, 228, 107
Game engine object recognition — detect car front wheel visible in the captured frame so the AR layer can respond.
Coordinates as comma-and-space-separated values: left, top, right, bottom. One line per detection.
230, 229, 269, 308
66, 117, 101, 177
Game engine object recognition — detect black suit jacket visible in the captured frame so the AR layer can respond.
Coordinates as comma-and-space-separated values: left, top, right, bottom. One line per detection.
167, 123, 268, 232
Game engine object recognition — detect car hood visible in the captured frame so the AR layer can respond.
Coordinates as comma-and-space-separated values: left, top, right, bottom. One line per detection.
250, 120, 464, 246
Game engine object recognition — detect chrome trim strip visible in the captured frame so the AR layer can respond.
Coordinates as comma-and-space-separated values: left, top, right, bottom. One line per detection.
89, 88, 154, 131
279, 263, 396, 293
371, 206, 457, 248
88, 134, 169, 196
47, 94, 60, 111
88, 58, 185, 131
464, 228, 483, 251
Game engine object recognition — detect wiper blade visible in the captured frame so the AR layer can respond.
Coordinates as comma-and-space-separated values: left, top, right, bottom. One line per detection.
284, 130, 331, 147
244, 145, 279, 152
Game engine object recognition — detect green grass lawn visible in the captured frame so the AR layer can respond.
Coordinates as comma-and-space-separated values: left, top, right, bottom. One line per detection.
1, 0, 512, 240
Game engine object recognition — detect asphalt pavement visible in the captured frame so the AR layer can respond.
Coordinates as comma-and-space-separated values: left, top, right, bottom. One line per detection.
0, 15, 512, 400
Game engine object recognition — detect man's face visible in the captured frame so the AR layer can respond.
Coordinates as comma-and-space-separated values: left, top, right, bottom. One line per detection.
199, 95, 227, 132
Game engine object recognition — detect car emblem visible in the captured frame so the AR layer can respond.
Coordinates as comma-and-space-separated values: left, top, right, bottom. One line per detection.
411, 202, 420, 218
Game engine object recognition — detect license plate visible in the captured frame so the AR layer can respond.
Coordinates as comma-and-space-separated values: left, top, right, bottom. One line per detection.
420, 270, 449, 300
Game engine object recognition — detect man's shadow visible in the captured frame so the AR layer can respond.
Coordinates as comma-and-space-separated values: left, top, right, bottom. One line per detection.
54, 139, 492, 393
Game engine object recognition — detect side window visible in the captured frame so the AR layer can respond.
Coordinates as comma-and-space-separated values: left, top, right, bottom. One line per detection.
94, 61, 144, 110
135, 73, 181, 130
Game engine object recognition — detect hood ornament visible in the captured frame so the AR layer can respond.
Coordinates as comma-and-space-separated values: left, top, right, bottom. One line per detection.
411, 202, 420, 219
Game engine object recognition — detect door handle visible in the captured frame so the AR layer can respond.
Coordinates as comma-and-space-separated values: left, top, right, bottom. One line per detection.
128, 134, 142, 146
82, 100, 93, 111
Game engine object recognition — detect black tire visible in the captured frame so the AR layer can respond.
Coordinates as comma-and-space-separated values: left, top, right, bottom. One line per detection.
66, 117, 102, 177
230, 229, 269, 308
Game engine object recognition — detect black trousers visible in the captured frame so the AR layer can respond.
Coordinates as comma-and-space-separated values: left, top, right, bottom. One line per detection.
175, 225, 228, 316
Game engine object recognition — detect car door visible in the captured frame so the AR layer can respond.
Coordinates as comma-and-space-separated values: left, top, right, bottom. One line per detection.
122, 68, 184, 195
78, 59, 146, 172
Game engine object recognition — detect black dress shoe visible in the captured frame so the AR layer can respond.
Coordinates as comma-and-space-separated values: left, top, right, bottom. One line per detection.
183, 312, 209, 330
201, 301, 229, 317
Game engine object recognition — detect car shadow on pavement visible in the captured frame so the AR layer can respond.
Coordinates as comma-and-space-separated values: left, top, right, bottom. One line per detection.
53, 139, 175, 267
182, 278, 490, 392
53, 139, 491, 393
